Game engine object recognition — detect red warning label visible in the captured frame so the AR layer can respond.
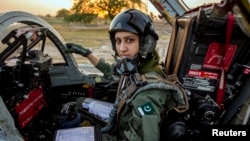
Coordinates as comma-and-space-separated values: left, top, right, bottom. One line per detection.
203, 42, 237, 71
188, 69, 219, 79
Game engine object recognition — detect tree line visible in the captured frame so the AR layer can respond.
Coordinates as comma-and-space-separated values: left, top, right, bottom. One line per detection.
55, 0, 151, 24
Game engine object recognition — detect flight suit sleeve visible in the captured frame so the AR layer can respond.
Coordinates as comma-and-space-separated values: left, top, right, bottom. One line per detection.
95, 58, 113, 80
119, 89, 171, 141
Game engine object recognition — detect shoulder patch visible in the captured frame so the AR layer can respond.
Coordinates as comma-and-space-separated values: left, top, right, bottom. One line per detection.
137, 102, 155, 116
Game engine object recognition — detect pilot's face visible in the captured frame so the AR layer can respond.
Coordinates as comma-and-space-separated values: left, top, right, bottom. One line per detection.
115, 31, 139, 59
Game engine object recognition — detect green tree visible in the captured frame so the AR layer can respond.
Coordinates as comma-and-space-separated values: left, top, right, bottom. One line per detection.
71, 0, 146, 21
71, 0, 96, 14
129, 0, 144, 8
64, 13, 97, 24
56, 8, 70, 18
45, 14, 51, 17
97, 0, 127, 20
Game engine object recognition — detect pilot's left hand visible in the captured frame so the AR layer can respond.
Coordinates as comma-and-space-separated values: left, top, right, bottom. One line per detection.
65, 43, 92, 57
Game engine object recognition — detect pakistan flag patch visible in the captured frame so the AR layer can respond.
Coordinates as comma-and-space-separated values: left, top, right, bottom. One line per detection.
137, 102, 154, 116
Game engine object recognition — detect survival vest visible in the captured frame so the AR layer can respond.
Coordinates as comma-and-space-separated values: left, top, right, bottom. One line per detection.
101, 72, 189, 133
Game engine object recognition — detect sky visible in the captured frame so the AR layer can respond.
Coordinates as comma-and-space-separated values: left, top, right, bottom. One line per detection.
0, 0, 73, 16
0, 0, 221, 16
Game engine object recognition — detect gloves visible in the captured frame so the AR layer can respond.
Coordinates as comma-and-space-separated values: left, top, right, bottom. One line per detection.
65, 43, 92, 57
61, 101, 76, 115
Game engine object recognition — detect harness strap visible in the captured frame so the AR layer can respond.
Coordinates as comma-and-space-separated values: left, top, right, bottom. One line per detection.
216, 13, 235, 110
112, 83, 139, 133
115, 75, 125, 99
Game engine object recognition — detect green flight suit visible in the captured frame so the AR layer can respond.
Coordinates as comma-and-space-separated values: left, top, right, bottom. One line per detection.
94, 51, 186, 141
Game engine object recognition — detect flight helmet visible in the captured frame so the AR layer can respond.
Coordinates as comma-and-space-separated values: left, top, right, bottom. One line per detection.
109, 8, 159, 59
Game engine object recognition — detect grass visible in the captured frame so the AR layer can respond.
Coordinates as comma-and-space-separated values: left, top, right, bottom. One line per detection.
42, 17, 110, 48
53, 24, 110, 48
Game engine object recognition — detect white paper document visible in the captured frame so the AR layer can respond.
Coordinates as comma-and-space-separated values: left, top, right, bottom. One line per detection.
54, 126, 98, 141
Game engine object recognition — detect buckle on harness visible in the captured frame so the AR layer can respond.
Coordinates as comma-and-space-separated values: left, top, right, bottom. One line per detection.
131, 73, 145, 86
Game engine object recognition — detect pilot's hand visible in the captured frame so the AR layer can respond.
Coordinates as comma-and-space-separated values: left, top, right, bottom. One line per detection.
65, 43, 92, 57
